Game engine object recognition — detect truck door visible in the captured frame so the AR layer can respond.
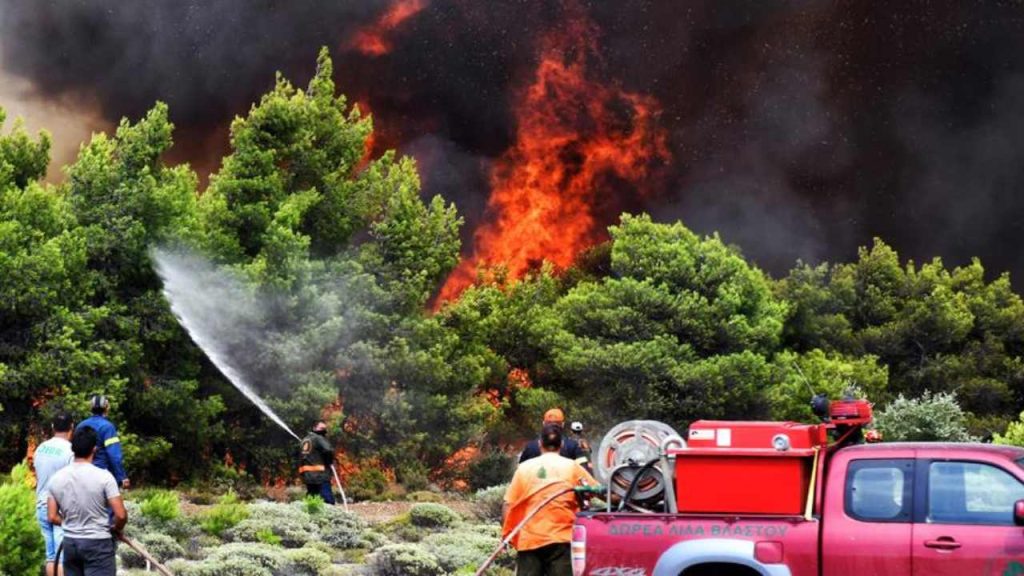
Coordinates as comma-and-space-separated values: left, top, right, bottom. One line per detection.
822, 458, 915, 575
912, 459, 1024, 576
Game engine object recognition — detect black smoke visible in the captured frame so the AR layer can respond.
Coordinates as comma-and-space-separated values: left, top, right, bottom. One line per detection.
2, 0, 1024, 279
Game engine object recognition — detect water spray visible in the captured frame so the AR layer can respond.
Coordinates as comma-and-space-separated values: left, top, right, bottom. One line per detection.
152, 248, 300, 441
153, 248, 355, 507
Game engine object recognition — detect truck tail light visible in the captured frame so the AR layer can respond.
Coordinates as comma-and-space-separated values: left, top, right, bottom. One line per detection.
571, 525, 586, 576
754, 541, 784, 564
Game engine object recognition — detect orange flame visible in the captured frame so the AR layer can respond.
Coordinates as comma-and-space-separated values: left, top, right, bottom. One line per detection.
349, 0, 429, 56
436, 2, 669, 304
435, 445, 479, 490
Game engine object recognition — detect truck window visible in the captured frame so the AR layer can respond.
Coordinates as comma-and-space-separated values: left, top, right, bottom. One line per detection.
927, 461, 1024, 525
845, 459, 913, 522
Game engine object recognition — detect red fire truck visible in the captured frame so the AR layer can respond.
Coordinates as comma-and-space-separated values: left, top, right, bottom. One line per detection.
572, 400, 1024, 576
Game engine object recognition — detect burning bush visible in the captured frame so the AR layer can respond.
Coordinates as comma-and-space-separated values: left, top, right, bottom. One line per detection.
346, 467, 390, 501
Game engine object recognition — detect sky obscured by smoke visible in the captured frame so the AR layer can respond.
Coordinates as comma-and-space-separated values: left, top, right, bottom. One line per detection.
2, 0, 1023, 279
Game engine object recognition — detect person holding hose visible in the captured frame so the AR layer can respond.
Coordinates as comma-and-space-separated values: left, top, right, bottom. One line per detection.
299, 421, 336, 504
503, 423, 600, 576
48, 426, 128, 576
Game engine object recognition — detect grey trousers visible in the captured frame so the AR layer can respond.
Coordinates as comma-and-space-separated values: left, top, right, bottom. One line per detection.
62, 537, 116, 576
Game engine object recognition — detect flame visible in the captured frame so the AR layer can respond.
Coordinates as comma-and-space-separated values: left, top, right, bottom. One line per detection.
435, 445, 479, 490
435, 2, 668, 304
349, 0, 429, 56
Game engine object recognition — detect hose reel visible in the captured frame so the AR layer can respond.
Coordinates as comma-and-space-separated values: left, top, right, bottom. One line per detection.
594, 420, 684, 508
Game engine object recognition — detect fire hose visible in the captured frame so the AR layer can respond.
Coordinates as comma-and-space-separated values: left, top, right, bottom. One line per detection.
331, 464, 350, 512
54, 533, 175, 576
117, 532, 175, 575
472, 483, 604, 576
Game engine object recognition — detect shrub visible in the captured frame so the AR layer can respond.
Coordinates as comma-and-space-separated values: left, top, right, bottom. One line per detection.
317, 513, 366, 549
118, 532, 186, 568
468, 450, 515, 491
313, 504, 365, 531
284, 547, 332, 576
170, 556, 272, 576
387, 518, 427, 543
396, 461, 430, 492
409, 502, 461, 528
407, 490, 442, 503
360, 529, 389, 549
874, 392, 978, 442
250, 501, 310, 522
256, 527, 282, 546
995, 411, 1024, 446
303, 494, 325, 515
367, 543, 443, 576
139, 489, 181, 522
473, 484, 508, 523
346, 467, 389, 501
227, 515, 314, 548
0, 463, 45, 576
205, 542, 288, 570
182, 487, 217, 505
200, 490, 249, 537
424, 530, 500, 572
223, 501, 322, 547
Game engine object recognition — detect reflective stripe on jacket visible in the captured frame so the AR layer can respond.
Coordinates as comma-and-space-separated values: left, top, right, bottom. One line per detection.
77, 415, 127, 486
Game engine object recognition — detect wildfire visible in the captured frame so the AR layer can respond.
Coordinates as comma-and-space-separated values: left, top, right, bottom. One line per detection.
436, 445, 479, 490
349, 0, 429, 56
436, 2, 669, 304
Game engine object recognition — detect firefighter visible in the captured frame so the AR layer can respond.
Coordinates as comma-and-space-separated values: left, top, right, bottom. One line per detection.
519, 408, 591, 474
503, 423, 600, 576
299, 421, 336, 504
76, 395, 129, 490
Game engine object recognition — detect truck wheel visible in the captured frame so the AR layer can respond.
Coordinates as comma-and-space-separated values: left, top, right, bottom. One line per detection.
681, 563, 762, 576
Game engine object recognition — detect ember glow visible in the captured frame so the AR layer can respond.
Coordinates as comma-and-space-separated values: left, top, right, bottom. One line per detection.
349, 0, 429, 56
436, 3, 669, 304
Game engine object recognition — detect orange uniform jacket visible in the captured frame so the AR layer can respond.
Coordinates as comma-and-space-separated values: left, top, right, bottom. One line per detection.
502, 451, 599, 551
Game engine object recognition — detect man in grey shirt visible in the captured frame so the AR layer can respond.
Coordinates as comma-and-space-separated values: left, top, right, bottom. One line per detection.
34, 412, 74, 576
48, 426, 128, 576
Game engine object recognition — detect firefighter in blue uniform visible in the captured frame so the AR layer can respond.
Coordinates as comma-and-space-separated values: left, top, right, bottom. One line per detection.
77, 394, 129, 489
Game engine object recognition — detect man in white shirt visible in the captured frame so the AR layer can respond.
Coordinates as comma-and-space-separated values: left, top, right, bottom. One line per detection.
47, 426, 127, 576
33, 412, 74, 576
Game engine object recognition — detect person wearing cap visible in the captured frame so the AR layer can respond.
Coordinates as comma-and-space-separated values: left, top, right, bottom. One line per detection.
76, 395, 129, 490
519, 408, 591, 474
503, 423, 600, 576
298, 421, 336, 504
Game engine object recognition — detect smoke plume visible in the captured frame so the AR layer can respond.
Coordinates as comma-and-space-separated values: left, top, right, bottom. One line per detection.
4, 1, 1024, 281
